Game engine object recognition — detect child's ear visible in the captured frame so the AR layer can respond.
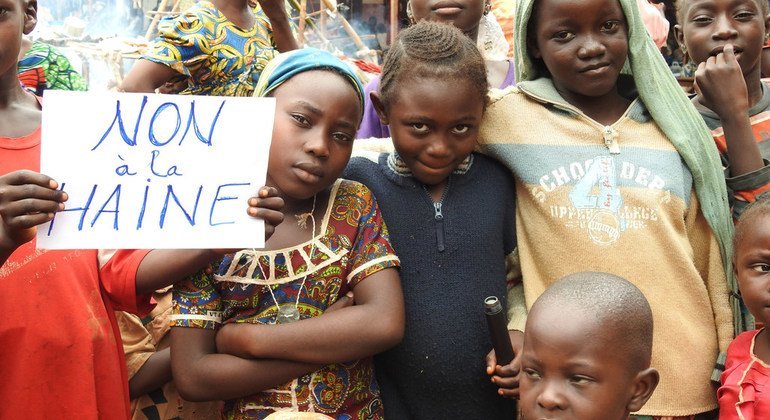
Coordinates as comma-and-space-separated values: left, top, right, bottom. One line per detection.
23, 0, 38, 35
528, 35, 541, 60
370, 91, 389, 126
764, 13, 770, 44
673, 24, 686, 56
626, 368, 660, 413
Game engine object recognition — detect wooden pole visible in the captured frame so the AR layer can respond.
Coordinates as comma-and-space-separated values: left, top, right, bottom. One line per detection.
389, 0, 398, 45
298, 0, 307, 45
145, 0, 170, 39
320, 0, 367, 51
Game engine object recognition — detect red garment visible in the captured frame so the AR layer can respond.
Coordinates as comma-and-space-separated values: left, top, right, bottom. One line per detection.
0, 122, 151, 419
718, 329, 770, 420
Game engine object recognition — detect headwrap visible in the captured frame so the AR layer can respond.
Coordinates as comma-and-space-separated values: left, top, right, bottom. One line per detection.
514, 0, 745, 335
253, 47, 365, 110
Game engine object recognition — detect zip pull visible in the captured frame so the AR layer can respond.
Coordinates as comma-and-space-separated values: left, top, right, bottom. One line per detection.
433, 202, 444, 220
603, 126, 620, 155
433, 202, 446, 252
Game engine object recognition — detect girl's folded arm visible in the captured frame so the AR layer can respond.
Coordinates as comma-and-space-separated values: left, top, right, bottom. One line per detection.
170, 327, 321, 402
216, 267, 404, 364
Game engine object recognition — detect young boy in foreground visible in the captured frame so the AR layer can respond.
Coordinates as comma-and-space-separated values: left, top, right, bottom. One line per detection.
519, 272, 660, 420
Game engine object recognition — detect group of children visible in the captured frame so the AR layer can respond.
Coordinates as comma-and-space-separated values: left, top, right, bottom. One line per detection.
5, 0, 770, 418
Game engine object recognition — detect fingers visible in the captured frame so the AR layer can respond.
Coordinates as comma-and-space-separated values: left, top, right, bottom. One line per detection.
485, 349, 497, 375
723, 43, 735, 62
326, 291, 355, 313
247, 186, 285, 241
2, 170, 59, 191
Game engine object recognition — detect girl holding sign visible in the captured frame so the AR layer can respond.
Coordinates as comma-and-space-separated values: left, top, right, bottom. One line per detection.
170, 48, 404, 418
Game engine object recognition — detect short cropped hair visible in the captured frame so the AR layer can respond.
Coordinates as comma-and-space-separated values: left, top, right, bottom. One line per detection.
734, 195, 770, 251
378, 20, 488, 110
532, 272, 654, 371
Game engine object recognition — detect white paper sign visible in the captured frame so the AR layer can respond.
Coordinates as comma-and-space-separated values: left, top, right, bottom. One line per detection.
37, 91, 275, 249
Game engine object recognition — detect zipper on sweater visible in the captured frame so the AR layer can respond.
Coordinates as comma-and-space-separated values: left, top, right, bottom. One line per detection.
422, 180, 450, 252
518, 86, 630, 155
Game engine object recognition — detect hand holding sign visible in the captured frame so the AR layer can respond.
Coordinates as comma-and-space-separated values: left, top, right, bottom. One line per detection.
0, 170, 67, 254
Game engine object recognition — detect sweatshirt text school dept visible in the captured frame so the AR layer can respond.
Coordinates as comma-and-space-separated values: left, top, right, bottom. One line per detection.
478, 78, 733, 417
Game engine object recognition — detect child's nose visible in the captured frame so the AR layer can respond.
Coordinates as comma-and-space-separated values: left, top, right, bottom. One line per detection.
712, 16, 739, 40
577, 35, 606, 59
535, 382, 568, 411
426, 136, 452, 157
303, 135, 330, 158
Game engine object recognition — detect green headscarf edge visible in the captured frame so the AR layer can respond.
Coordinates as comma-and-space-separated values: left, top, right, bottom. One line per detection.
514, 0, 748, 335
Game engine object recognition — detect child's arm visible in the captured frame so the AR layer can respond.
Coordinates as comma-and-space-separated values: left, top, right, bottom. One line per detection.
214, 268, 404, 364
257, 0, 298, 52
132, 187, 284, 295
129, 348, 171, 399
120, 59, 185, 93
694, 44, 764, 177
171, 327, 322, 401
686, 191, 734, 380
0, 170, 66, 266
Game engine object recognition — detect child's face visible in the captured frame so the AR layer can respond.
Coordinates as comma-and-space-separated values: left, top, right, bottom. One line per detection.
0, 0, 35, 77
676, 0, 770, 76
520, 308, 640, 420
409, 0, 485, 34
530, 0, 628, 104
377, 75, 483, 187
266, 70, 361, 201
735, 213, 770, 327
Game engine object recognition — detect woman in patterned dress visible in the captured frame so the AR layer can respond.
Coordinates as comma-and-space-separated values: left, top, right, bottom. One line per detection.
121, 0, 296, 96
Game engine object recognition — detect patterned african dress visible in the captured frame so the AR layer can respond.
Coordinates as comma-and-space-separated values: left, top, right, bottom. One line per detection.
17, 41, 87, 95
172, 180, 400, 419
143, 1, 285, 96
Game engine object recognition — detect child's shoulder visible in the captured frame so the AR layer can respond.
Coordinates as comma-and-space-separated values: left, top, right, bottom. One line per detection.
335, 178, 377, 203
727, 329, 762, 357
488, 85, 524, 107
466, 153, 516, 195
156, 1, 219, 34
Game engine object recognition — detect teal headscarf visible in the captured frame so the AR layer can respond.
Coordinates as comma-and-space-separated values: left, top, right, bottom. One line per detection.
253, 47, 365, 110
515, 0, 746, 335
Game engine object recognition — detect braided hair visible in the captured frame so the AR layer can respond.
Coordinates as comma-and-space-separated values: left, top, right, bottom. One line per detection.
378, 21, 489, 110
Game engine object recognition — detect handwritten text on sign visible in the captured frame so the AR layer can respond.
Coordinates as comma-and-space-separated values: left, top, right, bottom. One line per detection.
38, 91, 275, 249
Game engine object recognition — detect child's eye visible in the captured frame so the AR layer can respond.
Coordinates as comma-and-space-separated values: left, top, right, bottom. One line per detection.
523, 368, 541, 379
291, 113, 310, 126
451, 124, 471, 135
751, 263, 770, 273
735, 11, 756, 20
552, 31, 575, 41
601, 21, 621, 32
410, 123, 429, 133
692, 15, 714, 24
569, 375, 594, 385
332, 132, 354, 143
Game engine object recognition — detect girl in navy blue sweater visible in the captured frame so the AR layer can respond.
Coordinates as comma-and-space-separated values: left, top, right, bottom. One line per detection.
345, 21, 522, 419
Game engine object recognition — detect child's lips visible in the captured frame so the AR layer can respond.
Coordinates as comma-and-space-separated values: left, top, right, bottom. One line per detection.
709, 45, 743, 57
431, 0, 463, 16
579, 62, 611, 75
293, 162, 324, 183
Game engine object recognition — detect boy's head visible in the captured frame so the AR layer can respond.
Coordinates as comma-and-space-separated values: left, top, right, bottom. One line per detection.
373, 21, 488, 188
520, 272, 659, 420
733, 197, 770, 329
0, 0, 36, 76
675, 0, 770, 77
